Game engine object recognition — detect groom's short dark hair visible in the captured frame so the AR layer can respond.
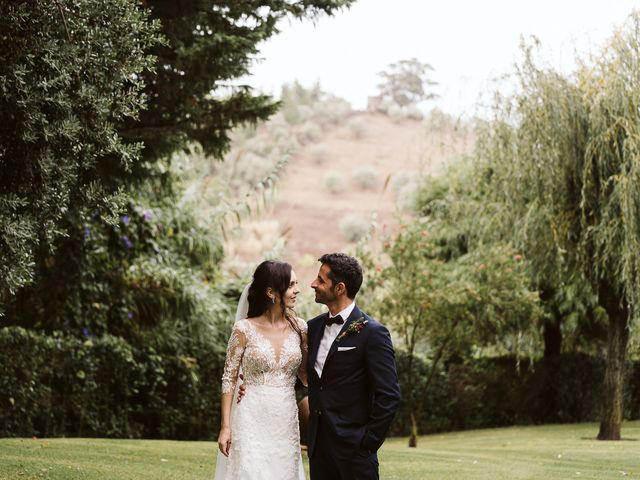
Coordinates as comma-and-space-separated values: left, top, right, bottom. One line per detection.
318, 253, 363, 299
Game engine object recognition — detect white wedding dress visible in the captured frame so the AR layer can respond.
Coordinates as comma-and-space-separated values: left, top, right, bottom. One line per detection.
214, 318, 307, 480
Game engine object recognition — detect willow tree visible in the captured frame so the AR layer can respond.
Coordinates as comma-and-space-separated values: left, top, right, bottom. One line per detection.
474, 15, 640, 440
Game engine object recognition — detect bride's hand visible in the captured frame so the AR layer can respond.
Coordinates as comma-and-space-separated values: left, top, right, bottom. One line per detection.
218, 427, 231, 457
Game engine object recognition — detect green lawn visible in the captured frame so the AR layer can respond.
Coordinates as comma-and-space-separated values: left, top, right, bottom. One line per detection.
1, 422, 639, 480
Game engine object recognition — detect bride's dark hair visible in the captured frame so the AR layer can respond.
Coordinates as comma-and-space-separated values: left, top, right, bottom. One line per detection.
247, 260, 302, 340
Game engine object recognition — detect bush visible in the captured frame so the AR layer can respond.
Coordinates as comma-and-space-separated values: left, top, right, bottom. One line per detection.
324, 171, 346, 194
313, 97, 352, 126
339, 214, 370, 242
389, 351, 640, 437
352, 165, 380, 190
300, 121, 322, 143
309, 144, 329, 165
347, 117, 367, 139
391, 171, 412, 194
0, 326, 229, 439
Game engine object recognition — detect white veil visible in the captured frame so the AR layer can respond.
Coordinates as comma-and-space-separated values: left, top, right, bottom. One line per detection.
234, 283, 250, 323
214, 283, 251, 480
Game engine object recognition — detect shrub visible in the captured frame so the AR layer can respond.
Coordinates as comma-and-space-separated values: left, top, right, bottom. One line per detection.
396, 179, 419, 211
310, 144, 329, 165
324, 171, 346, 194
300, 121, 322, 143
388, 352, 640, 437
405, 104, 424, 120
313, 97, 352, 126
352, 165, 380, 190
0, 326, 229, 440
235, 152, 273, 186
339, 214, 370, 242
347, 117, 367, 139
391, 171, 412, 194
387, 103, 405, 122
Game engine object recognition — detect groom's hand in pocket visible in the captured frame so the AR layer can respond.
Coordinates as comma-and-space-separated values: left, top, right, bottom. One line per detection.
237, 374, 245, 403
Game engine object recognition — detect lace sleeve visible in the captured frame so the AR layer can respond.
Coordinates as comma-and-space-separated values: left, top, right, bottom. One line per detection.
297, 318, 308, 386
221, 322, 247, 394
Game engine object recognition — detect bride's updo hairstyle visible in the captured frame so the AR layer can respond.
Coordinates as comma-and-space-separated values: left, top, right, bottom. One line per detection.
247, 260, 302, 339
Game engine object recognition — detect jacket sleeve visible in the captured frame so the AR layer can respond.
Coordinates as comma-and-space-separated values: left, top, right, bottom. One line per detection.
361, 322, 401, 452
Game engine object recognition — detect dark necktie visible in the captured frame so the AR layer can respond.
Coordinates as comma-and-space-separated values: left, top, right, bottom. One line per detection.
325, 315, 344, 327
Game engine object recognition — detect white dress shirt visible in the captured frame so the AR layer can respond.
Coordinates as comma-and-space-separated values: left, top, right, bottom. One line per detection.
314, 301, 356, 377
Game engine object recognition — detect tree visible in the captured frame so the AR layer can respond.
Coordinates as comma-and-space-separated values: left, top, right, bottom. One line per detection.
1, 0, 355, 316
371, 167, 541, 447
473, 16, 640, 439
377, 58, 438, 107
0, 0, 162, 306
126, 1, 355, 161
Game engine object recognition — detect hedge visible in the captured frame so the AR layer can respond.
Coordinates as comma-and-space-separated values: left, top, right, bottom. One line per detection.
390, 351, 640, 436
2, 327, 639, 439
0, 327, 226, 439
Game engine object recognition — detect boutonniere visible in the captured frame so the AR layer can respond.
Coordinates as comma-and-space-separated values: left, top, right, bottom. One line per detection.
336, 317, 368, 343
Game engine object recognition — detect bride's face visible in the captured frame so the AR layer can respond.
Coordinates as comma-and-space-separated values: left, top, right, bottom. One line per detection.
283, 270, 300, 309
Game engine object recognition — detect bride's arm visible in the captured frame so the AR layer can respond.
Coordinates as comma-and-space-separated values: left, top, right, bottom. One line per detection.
218, 323, 247, 456
297, 318, 308, 387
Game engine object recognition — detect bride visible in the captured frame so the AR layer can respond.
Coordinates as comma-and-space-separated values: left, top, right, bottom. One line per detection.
214, 260, 308, 480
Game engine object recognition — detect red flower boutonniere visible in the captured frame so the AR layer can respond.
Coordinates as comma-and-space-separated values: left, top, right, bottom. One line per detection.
336, 317, 368, 343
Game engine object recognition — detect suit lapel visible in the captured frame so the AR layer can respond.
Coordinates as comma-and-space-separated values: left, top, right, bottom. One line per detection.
324, 305, 362, 367
309, 313, 329, 369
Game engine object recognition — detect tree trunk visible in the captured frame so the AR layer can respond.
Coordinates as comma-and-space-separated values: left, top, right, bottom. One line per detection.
543, 314, 562, 358
539, 286, 562, 358
408, 410, 418, 448
597, 295, 630, 441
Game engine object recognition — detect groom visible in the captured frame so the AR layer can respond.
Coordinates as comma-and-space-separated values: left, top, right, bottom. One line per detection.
307, 253, 400, 480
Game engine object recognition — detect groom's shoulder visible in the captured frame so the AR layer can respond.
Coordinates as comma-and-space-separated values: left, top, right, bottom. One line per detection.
357, 309, 390, 335
355, 307, 379, 326
308, 313, 326, 326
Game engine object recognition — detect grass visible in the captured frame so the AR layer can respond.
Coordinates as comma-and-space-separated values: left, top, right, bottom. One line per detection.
1, 422, 639, 480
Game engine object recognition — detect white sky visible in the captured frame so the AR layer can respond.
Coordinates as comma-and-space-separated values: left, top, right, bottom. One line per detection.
246, 0, 640, 117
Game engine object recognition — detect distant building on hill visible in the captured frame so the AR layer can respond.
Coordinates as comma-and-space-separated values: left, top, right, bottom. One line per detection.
367, 95, 383, 112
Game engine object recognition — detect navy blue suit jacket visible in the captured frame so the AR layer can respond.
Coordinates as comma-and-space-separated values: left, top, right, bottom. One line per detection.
307, 305, 400, 458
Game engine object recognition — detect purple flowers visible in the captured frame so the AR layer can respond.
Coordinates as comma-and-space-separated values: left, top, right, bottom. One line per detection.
84, 227, 91, 239
143, 210, 153, 221
127, 311, 134, 320
82, 327, 92, 338
121, 235, 133, 249
121, 215, 130, 226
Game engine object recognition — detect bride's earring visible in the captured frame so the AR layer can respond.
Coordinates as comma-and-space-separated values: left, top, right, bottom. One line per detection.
271, 296, 275, 304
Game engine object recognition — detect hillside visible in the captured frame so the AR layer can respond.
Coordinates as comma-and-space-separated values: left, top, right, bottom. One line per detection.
223, 109, 475, 291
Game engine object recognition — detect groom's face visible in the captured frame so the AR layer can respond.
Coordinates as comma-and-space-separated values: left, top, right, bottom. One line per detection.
311, 263, 338, 305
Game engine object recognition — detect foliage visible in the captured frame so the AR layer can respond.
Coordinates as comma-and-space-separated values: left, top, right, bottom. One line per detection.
377, 219, 541, 363
309, 143, 329, 164
339, 214, 371, 242
367, 218, 540, 446
279, 80, 352, 128
390, 352, 640, 437
0, 1, 356, 441
0, 324, 232, 439
124, 2, 355, 162
0, 0, 162, 302
347, 116, 367, 138
377, 58, 438, 108
324, 171, 346, 194
471, 15, 640, 439
351, 165, 380, 190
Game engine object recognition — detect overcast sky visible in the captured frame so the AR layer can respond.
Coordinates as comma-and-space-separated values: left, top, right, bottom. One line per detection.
246, 0, 640, 117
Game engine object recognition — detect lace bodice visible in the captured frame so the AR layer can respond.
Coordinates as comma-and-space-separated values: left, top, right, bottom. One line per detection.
221, 318, 308, 394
